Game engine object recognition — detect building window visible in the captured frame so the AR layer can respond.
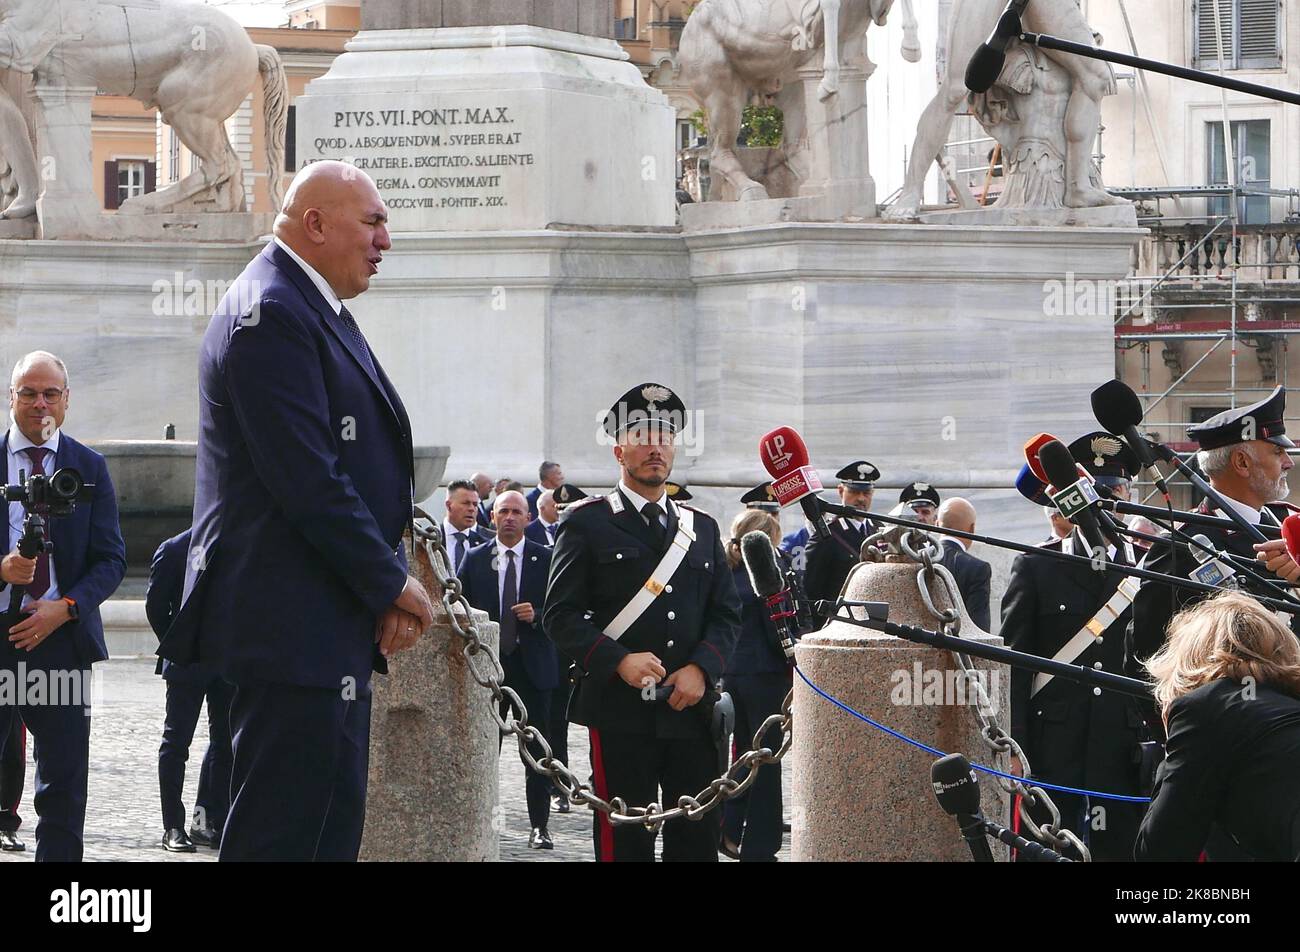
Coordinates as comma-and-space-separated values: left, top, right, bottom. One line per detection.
1207, 119, 1272, 223
1193, 0, 1281, 70
104, 159, 155, 210
168, 127, 179, 181
615, 17, 636, 39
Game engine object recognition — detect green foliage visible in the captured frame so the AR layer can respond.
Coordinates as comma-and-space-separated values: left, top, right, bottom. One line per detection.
687, 105, 784, 147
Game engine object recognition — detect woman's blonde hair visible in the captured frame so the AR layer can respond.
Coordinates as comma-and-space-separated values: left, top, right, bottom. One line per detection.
725, 510, 782, 570
1146, 590, 1300, 714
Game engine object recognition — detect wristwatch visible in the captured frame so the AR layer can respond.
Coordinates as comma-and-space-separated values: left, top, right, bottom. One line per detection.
62, 596, 79, 621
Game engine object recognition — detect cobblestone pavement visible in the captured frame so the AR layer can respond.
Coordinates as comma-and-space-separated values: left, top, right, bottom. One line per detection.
1, 659, 791, 862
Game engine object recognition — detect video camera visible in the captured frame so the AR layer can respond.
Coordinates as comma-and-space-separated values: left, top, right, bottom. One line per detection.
3, 466, 93, 613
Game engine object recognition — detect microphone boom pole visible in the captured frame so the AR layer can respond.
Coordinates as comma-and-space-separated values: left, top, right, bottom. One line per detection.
1020, 31, 1300, 108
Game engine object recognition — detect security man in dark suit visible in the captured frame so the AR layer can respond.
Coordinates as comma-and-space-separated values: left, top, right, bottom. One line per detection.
802, 461, 880, 611
0, 350, 127, 862
935, 497, 992, 631
444, 479, 492, 570
525, 485, 562, 548
526, 461, 565, 521
544, 383, 742, 862
1132, 387, 1300, 672
148, 528, 233, 852
1000, 432, 1150, 861
458, 490, 560, 849
158, 162, 435, 862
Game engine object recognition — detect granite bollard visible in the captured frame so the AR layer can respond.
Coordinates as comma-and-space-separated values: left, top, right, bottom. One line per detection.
360, 530, 501, 861
792, 558, 1011, 861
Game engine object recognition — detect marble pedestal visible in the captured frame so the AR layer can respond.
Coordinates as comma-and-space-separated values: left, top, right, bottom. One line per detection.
294, 24, 675, 232
792, 561, 1011, 861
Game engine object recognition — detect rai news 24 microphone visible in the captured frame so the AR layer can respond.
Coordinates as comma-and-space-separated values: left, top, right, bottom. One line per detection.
1188, 533, 1238, 588
1037, 438, 1112, 554
931, 753, 995, 863
759, 426, 830, 540
740, 530, 800, 665
1282, 514, 1300, 564
965, 0, 1032, 94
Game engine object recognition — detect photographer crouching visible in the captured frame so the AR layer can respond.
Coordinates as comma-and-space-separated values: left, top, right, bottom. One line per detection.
0, 352, 126, 861
1136, 590, 1300, 861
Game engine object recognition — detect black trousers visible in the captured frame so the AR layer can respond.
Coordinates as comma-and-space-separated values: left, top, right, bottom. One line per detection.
588, 729, 720, 862
721, 672, 789, 861
0, 627, 92, 862
158, 675, 234, 832
0, 714, 24, 833
498, 652, 552, 830
220, 678, 371, 862
550, 677, 573, 790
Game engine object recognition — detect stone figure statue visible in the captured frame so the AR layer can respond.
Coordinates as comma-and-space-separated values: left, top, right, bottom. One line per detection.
0, 0, 287, 219
680, 0, 920, 203
888, 0, 1128, 218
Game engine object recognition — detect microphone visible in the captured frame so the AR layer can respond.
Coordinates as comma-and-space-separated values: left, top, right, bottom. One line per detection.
740, 530, 801, 664
965, 0, 1031, 94
1015, 463, 1052, 507
1282, 514, 1300, 564
931, 753, 994, 862
1188, 533, 1238, 589
1091, 379, 1173, 498
1038, 439, 1111, 555
759, 426, 830, 540
1022, 432, 1058, 484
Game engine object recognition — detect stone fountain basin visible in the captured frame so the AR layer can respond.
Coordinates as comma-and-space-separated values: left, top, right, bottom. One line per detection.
92, 440, 450, 574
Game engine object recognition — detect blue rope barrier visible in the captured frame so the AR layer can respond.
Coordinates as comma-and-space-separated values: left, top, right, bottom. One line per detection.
794, 666, 1152, 804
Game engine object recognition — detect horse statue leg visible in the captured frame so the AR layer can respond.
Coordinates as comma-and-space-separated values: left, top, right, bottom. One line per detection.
818, 0, 842, 101
0, 79, 37, 219
898, 0, 922, 63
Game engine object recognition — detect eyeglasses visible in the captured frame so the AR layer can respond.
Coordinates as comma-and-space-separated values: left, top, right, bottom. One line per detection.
12, 387, 66, 405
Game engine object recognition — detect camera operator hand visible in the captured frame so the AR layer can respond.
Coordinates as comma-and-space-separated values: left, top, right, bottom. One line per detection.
8, 598, 73, 651
1, 549, 36, 587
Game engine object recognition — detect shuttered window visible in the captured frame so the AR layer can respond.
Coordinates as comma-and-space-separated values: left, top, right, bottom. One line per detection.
1194, 0, 1282, 70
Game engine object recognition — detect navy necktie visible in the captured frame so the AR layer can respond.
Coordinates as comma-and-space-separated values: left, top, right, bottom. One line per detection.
453, 532, 467, 572
21, 447, 51, 600
500, 549, 517, 655
338, 305, 378, 380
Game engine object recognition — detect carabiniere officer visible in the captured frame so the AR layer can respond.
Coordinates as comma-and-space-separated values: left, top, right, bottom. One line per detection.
543, 383, 741, 862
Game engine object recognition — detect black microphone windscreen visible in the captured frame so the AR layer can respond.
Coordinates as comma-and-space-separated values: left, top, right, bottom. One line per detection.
931, 753, 982, 817
1091, 379, 1144, 434
1037, 439, 1079, 493
964, 44, 1006, 93
741, 530, 785, 599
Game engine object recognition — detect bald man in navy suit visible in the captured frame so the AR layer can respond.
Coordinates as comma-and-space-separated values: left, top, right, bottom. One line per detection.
159, 162, 435, 862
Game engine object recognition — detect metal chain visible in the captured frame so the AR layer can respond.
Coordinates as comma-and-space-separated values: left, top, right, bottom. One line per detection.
914, 545, 1092, 862
411, 517, 793, 833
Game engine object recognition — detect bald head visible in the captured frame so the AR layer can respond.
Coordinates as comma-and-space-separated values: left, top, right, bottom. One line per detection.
938, 497, 977, 535
274, 160, 391, 301
493, 490, 530, 545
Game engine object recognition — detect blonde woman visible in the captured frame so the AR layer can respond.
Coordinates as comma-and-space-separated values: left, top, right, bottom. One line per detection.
1135, 591, 1300, 861
720, 509, 791, 862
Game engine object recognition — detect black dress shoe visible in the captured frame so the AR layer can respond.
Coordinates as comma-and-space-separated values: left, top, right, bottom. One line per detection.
162, 829, 196, 853
189, 825, 220, 849
550, 792, 571, 814
0, 830, 25, 852
528, 828, 554, 850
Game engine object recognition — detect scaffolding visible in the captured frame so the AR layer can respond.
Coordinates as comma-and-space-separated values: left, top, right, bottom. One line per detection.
1112, 185, 1300, 503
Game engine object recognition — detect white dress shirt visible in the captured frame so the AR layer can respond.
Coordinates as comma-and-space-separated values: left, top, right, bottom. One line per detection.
273, 236, 342, 316
1214, 493, 1265, 527
445, 519, 477, 570
535, 516, 559, 544
618, 480, 673, 530
4, 422, 62, 608
495, 537, 526, 614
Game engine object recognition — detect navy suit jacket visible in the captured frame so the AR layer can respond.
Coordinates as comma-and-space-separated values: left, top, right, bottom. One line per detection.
525, 487, 542, 520
147, 529, 218, 684
2, 431, 126, 667
938, 539, 992, 632
457, 538, 560, 691
159, 240, 415, 690
524, 518, 558, 548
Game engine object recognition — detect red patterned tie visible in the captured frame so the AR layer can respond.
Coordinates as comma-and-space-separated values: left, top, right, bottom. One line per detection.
21, 447, 50, 600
